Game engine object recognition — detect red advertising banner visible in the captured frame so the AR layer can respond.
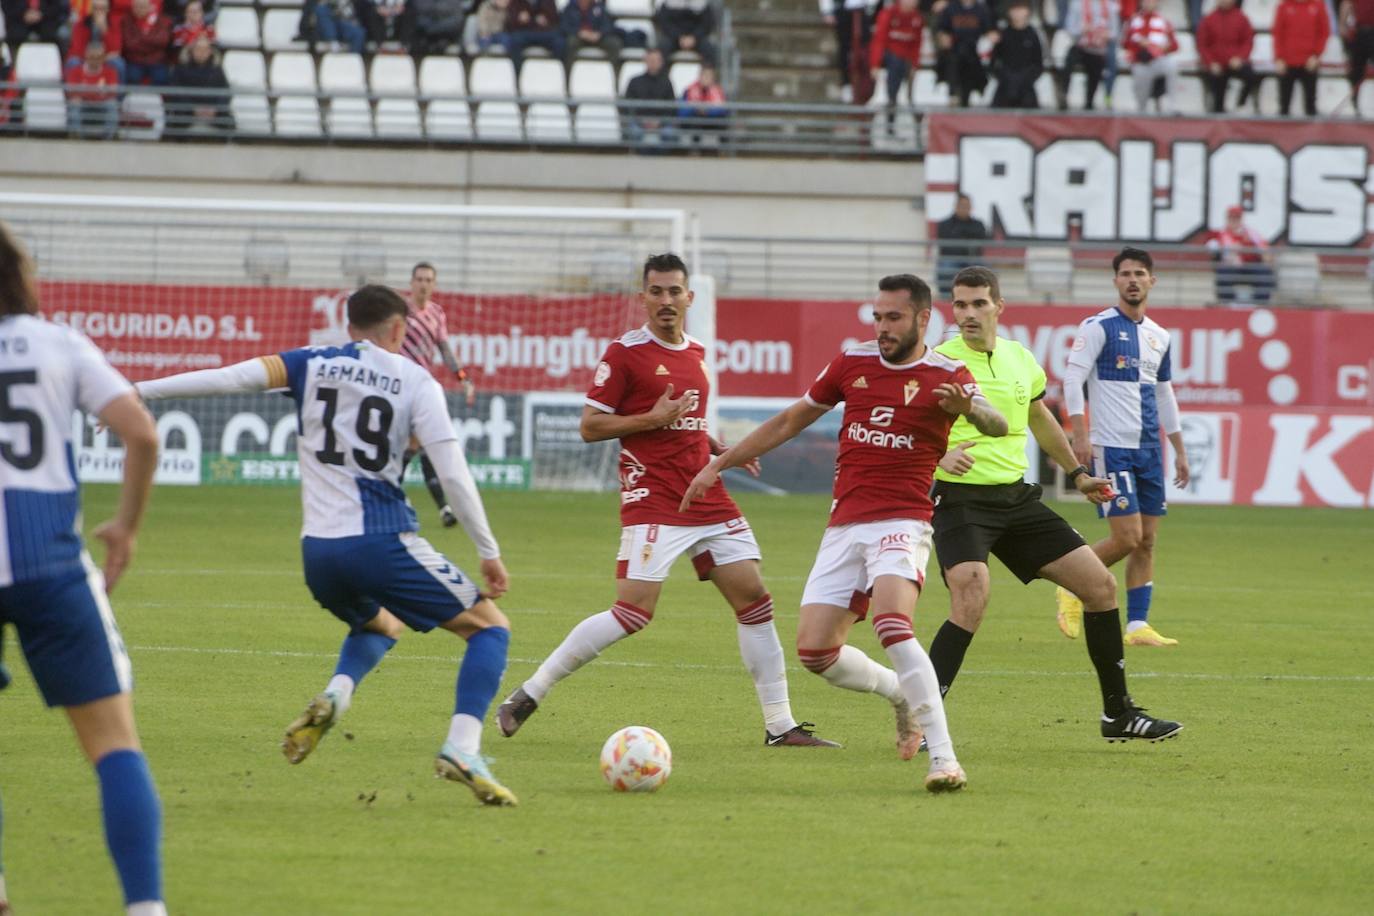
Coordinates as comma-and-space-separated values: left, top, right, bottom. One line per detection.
923, 113, 1374, 248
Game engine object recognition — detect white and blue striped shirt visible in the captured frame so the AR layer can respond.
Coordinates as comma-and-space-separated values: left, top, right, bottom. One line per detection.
1065, 307, 1174, 450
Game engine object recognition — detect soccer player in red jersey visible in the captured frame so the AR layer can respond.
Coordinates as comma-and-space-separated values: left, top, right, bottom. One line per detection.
400, 261, 476, 528
497, 254, 839, 748
682, 274, 1008, 792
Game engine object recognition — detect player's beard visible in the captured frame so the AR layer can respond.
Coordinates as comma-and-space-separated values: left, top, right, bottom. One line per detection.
879, 327, 922, 364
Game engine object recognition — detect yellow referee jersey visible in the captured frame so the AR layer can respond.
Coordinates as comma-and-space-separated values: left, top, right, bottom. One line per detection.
934, 335, 1047, 485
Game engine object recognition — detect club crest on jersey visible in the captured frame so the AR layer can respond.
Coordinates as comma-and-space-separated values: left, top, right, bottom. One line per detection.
655, 364, 670, 376
853, 376, 868, 389
594, 361, 612, 386
641, 544, 654, 565
1116, 354, 1129, 369
903, 380, 920, 405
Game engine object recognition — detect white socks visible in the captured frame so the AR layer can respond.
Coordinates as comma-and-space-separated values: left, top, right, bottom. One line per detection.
128, 902, 168, 916
445, 713, 482, 756
818, 645, 904, 704
737, 619, 797, 734
884, 637, 955, 761
326, 674, 356, 716
523, 609, 629, 702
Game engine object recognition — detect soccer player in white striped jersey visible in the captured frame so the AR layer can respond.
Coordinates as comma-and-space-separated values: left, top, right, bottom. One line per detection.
137, 285, 519, 806
1058, 248, 1190, 648
0, 224, 166, 915
401, 261, 475, 529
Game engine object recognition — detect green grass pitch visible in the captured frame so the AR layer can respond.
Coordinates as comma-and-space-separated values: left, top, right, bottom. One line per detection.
2, 486, 1372, 914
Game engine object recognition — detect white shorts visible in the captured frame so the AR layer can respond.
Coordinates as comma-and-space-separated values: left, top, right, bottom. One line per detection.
800, 519, 933, 617
616, 517, 761, 582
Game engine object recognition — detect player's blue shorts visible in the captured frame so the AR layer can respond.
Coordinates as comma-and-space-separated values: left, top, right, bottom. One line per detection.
1092, 445, 1167, 518
0, 560, 133, 707
301, 532, 482, 634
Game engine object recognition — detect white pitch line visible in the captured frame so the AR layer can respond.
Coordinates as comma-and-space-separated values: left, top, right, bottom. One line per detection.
125, 644, 1374, 683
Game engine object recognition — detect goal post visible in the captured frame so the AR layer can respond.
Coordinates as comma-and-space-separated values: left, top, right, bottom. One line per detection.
0, 191, 705, 492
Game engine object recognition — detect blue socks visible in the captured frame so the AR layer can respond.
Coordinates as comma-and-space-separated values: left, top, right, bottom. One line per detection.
455, 627, 509, 719
334, 631, 397, 685
95, 749, 162, 907
1127, 583, 1153, 625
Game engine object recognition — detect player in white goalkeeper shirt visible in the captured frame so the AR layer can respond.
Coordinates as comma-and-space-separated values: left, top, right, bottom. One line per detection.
137, 285, 518, 807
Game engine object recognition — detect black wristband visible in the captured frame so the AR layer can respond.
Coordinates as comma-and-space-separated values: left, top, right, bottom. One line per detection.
1068, 465, 1090, 483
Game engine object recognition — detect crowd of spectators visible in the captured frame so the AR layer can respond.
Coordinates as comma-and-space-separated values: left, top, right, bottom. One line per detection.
821, 0, 1366, 115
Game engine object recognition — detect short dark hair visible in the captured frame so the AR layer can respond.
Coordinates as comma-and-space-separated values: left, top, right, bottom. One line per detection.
0, 222, 40, 317
1113, 247, 1154, 274
411, 261, 436, 278
643, 252, 689, 286
950, 265, 1001, 301
877, 273, 932, 313
347, 284, 408, 328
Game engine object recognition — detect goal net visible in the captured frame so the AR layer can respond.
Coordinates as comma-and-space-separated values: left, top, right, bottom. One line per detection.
0, 192, 696, 493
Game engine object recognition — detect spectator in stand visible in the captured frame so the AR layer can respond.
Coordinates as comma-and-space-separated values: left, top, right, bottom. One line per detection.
1124, 0, 1178, 112
678, 61, 727, 142
654, 0, 715, 64
360, 0, 415, 48
1207, 205, 1275, 305
499, 0, 564, 69
167, 31, 231, 132
408, 0, 464, 59
312, 0, 366, 53
622, 46, 676, 148
934, 193, 988, 297
1057, 0, 1117, 109
936, 0, 996, 107
989, 0, 1044, 107
2, 0, 66, 59
1342, 0, 1374, 113
1274, 0, 1330, 115
171, 0, 213, 51
64, 38, 120, 138
824, 0, 874, 102
69, 0, 125, 83
1196, 0, 1255, 112
869, 0, 923, 126
164, 0, 216, 23
121, 0, 173, 85
560, 0, 620, 66
465, 0, 507, 53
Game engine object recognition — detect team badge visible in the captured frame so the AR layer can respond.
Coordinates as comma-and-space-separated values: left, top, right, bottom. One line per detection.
853, 376, 868, 389
641, 544, 654, 565
1116, 354, 1128, 369
1145, 334, 1159, 350
594, 361, 611, 386
1116, 496, 1130, 510
1014, 381, 1028, 404
903, 379, 920, 405
1071, 336, 1086, 352
655, 364, 670, 376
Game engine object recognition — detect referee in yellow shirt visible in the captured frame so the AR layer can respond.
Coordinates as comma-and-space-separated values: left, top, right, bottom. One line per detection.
927, 266, 1183, 743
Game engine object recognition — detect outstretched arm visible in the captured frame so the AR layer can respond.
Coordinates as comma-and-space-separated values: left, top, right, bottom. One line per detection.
136, 357, 275, 400
679, 399, 829, 511
935, 382, 1008, 438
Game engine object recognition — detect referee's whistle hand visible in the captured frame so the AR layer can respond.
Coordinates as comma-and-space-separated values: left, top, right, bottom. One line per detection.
1078, 474, 1113, 504
939, 442, 977, 476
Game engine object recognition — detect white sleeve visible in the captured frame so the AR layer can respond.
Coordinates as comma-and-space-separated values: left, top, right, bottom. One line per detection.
70, 330, 134, 416
425, 438, 501, 560
410, 376, 459, 448
1156, 380, 1181, 435
137, 358, 271, 400
1062, 320, 1102, 416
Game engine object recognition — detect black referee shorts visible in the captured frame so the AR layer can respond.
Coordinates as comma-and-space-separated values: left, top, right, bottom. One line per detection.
931, 480, 1086, 584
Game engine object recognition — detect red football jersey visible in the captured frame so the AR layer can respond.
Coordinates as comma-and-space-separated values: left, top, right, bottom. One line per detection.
806, 341, 981, 526
586, 326, 740, 526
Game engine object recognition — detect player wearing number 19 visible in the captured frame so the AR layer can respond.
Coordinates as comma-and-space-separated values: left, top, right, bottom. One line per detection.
137, 285, 519, 806
0, 224, 166, 915
926, 266, 1182, 744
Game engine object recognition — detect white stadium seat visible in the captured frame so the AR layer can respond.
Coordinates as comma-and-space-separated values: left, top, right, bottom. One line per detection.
319, 51, 373, 137
569, 60, 616, 100
425, 99, 473, 138
15, 42, 61, 82
525, 101, 573, 141
119, 91, 165, 140
574, 101, 621, 141
269, 50, 322, 136
224, 50, 272, 133
215, 7, 261, 50
518, 58, 567, 99
370, 55, 420, 137
262, 8, 307, 52
912, 68, 949, 107
16, 43, 65, 130
607, 0, 653, 17
668, 61, 700, 95
419, 55, 466, 96
617, 60, 646, 95
1173, 31, 1197, 70
474, 100, 523, 140
614, 17, 654, 54
469, 56, 517, 98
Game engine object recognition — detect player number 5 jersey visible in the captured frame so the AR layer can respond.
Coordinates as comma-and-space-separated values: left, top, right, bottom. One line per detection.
267, 341, 457, 538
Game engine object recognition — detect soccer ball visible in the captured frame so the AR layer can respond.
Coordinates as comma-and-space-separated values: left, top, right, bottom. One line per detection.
599, 726, 672, 792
